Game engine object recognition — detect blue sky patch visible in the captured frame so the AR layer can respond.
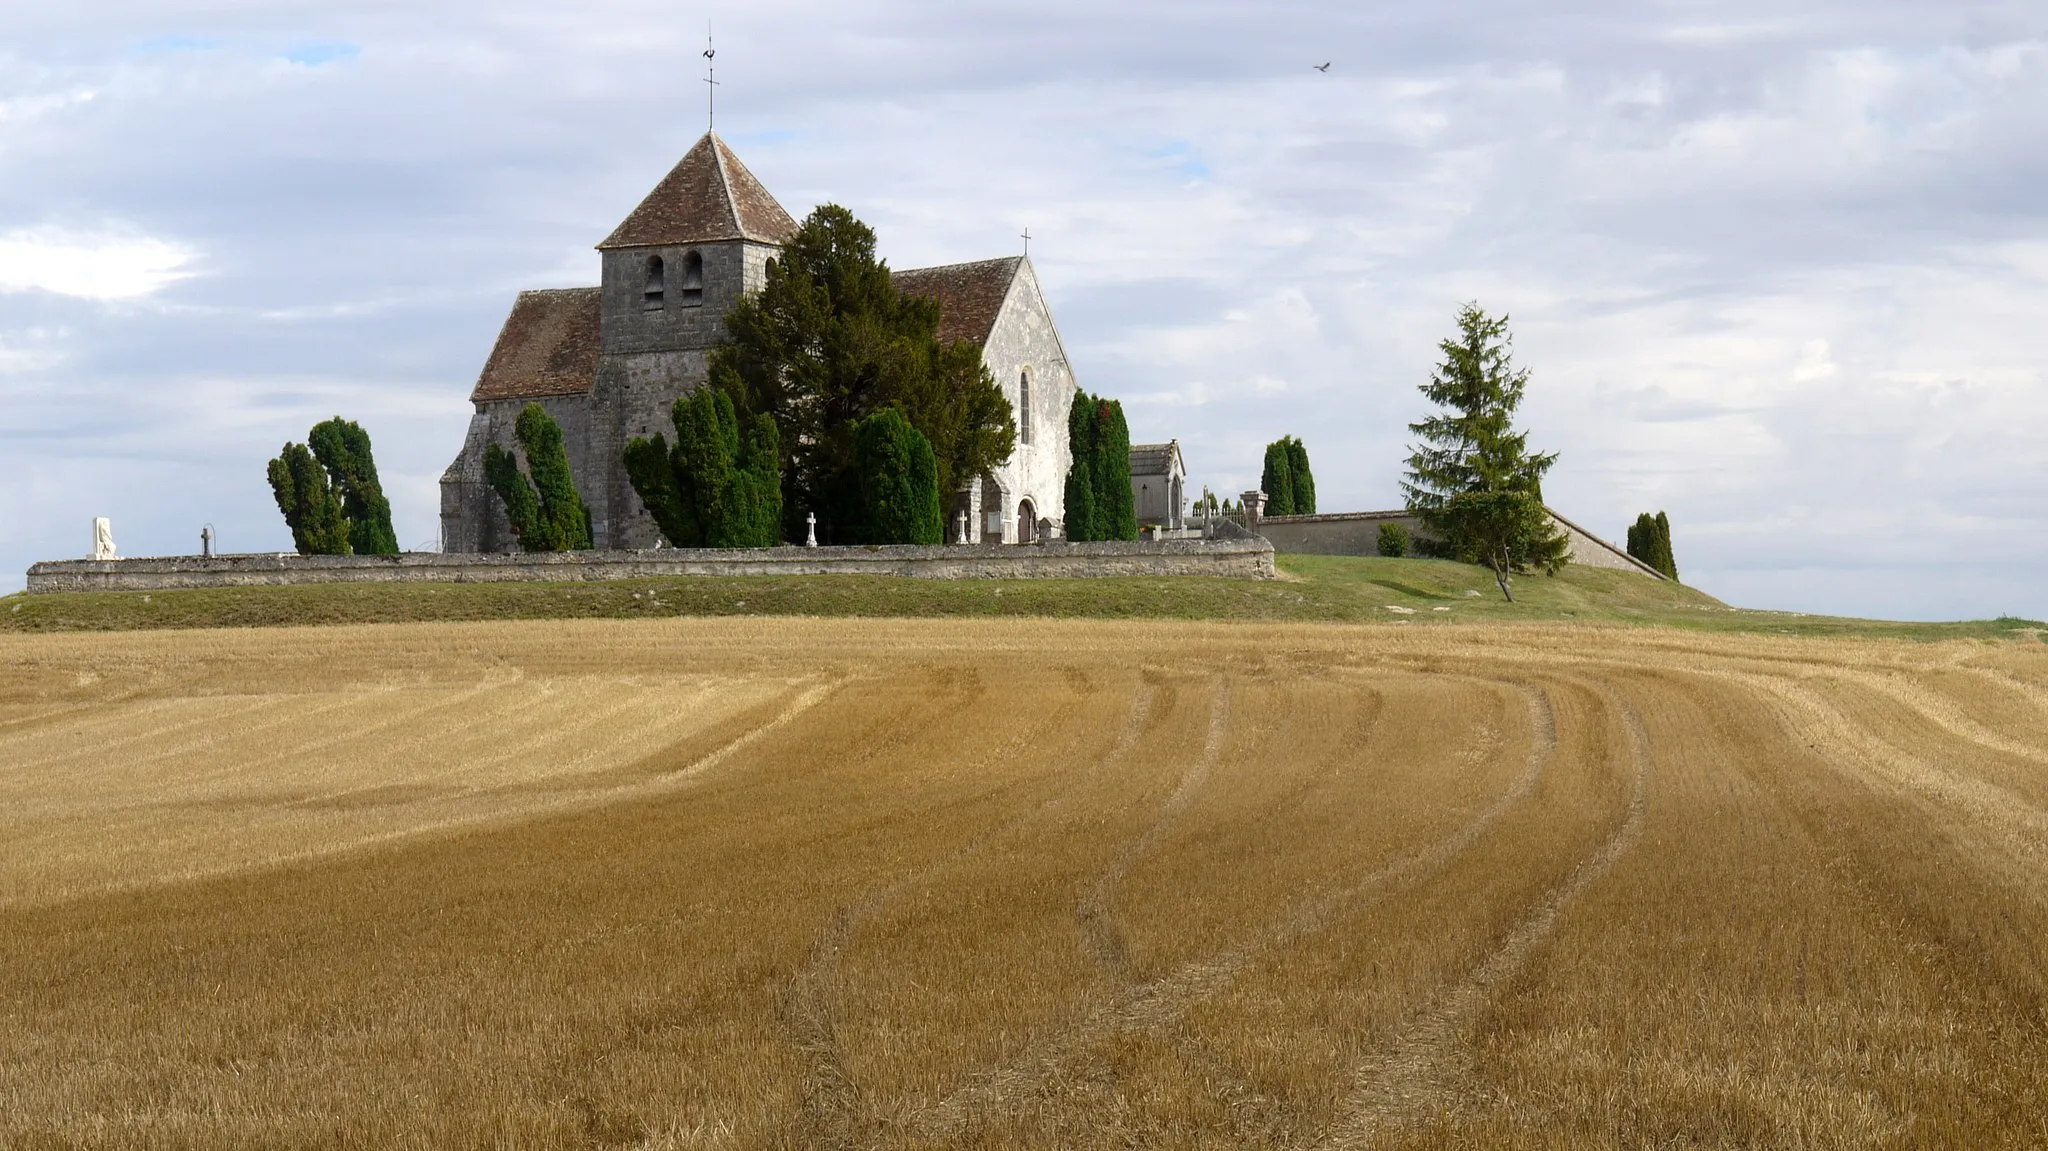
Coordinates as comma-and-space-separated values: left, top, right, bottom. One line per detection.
283, 43, 361, 67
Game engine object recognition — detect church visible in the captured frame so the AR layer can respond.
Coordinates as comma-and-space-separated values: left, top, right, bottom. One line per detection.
440, 133, 1079, 551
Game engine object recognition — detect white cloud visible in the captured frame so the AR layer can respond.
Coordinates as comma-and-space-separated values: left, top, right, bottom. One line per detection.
0, 227, 197, 300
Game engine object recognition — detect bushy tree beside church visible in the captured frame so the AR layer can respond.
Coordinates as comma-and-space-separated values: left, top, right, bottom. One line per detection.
266, 417, 397, 556
624, 389, 783, 548
1063, 392, 1137, 541
1403, 302, 1568, 601
709, 205, 1015, 542
485, 404, 594, 552
852, 408, 944, 545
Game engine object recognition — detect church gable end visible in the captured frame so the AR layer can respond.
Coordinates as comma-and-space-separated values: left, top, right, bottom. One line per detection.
892, 257, 1023, 348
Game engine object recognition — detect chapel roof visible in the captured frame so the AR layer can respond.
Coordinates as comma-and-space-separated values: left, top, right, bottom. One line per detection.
1129, 441, 1184, 477
891, 256, 1023, 347
598, 132, 800, 250
469, 287, 602, 403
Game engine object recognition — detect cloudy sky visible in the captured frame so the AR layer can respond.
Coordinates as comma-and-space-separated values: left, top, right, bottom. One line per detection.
2, 1, 2043, 619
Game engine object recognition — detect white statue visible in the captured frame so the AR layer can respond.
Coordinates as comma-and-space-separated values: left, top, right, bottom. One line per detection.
92, 517, 116, 561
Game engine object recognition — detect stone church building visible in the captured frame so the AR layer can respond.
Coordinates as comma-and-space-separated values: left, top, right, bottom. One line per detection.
441, 133, 1078, 551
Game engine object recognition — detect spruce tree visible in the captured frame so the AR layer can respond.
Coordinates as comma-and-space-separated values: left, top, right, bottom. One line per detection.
626, 388, 783, 548
485, 403, 593, 551
1402, 302, 1568, 600
307, 417, 398, 555
1285, 437, 1315, 515
852, 408, 943, 544
267, 442, 351, 555
1063, 392, 1099, 541
711, 205, 1015, 540
1261, 440, 1296, 517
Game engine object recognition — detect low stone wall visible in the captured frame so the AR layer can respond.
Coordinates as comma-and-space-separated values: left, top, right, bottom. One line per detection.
24, 538, 1275, 593
1258, 508, 1665, 579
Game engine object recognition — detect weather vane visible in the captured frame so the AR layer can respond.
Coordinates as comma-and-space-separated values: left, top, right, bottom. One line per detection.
703, 24, 719, 131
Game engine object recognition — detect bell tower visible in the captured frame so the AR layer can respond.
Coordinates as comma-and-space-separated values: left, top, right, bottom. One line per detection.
585, 132, 799, 547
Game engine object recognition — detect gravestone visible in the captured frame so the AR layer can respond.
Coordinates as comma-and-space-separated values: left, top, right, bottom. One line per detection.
92, 517, 116, 561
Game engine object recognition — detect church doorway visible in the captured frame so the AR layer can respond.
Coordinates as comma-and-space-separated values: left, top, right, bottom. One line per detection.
980, 475, 1005, 542
1016, 499, 1037, 544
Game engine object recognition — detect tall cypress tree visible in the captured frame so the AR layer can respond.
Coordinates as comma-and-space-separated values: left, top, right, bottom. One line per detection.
485, 403, 593, 551
1626, 511, 1680, 580
1403, 302, 1568, 600
1063, 393, 1099, 541
1285, 436, 1315, 515
1261, 440, 1296, 517
267, 442, 351, 555
1093, 397, 1137, 541
307, 417, 398, 555
626, 388, 783, 548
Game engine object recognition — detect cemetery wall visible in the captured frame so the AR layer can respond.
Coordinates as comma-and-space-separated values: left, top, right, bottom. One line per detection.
25, 538, 1275, 593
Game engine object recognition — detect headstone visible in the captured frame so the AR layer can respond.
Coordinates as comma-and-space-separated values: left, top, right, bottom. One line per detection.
1241, 490, 1267, 535
955, 510, 969, 545
200, 525, 214, 558
92, 517, 116, 561
805, 512, 818, 548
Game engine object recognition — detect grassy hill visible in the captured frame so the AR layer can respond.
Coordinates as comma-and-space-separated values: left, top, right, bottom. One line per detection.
4, 554, 2039, 641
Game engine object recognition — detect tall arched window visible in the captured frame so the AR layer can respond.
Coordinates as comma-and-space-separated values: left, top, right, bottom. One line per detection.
679, 251, 704, 307
643, 256, 665, 310
1018, 369, 1032, 446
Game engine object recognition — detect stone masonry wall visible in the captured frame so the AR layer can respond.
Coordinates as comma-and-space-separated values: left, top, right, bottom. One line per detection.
1258, 508, 1666, 579
25, 539, 1275, 593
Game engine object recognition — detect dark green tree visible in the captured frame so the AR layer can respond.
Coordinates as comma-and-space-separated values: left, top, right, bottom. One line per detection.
485, 403, 593, 552
266, 442, 351, 555
307, 417, 398, 555
1063, 393, 1136, 541
1261, 440, 1297, 517
1402, 302, 1568, 600
1063, 393, 1099, 542
852, 408, 943, 544
626, 388, 783, 548
1377, 522, 1410, 557
1625, 511, 1680, 580
710, 204, 1014, 541
1286, 437, 1315, 515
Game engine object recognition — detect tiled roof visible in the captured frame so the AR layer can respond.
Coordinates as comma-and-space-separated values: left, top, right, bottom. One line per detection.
469, 288, 602, 403
598, 133, 799, 250
892, 256, 1022, 347
1129, 441, 1182, 477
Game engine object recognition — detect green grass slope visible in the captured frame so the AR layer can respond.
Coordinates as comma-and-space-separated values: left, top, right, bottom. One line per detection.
4, 555, 2040, 641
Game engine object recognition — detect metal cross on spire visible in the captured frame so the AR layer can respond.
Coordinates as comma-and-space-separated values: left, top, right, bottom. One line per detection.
1021, 227, 1031, 256
703, 25, 719, 131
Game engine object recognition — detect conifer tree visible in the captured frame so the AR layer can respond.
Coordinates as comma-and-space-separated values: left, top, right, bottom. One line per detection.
1655, 510, 1679, 581
307, 417, 398, 555
711, 205, 1014, 540
1403, 302, 1568, 600
1063, 393, 1099, 541
1093, 397, 1137, 541
485, 403, 593, 551
1285, 436, 1315, 515
266, 442, 351, 555
852, 408, 943, 544
1261, 440, 1297, 517
626, 388, 783, 548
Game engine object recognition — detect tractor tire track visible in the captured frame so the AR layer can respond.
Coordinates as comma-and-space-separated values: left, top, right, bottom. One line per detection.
1321, 685, 1652, 1147
784, 678, 1158, 1148
1076, 679, 1231, 983
913, 678, 1555, 1140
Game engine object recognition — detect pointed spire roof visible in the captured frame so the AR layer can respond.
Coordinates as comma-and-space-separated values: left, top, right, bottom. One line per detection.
597, 133, 799, 250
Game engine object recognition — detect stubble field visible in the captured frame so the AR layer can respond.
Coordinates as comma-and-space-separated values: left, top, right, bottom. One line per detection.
1, 616, 2044, 1148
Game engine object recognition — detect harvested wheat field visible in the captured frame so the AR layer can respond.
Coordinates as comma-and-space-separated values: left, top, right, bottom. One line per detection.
1, 617, 2045, 1149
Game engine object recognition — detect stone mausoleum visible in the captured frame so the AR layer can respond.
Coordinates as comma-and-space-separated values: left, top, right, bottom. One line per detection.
441, 132, 1079, 552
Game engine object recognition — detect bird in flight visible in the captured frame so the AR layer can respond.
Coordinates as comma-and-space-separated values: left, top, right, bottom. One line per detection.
1314, 62, 1331, 72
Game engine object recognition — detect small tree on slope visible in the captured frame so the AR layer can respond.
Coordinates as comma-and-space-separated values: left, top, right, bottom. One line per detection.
1402, 302, 1568, 601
